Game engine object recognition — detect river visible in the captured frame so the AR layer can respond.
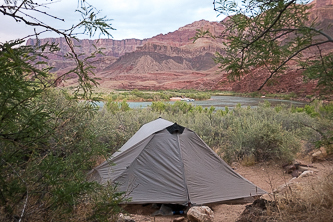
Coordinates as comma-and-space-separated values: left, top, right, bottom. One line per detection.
95, 96, 307, 110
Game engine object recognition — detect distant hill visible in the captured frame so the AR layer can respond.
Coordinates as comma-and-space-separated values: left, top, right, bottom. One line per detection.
26, 0, 333, 94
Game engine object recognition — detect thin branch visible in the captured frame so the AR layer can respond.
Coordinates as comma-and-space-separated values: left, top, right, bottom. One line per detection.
13, 0, 28, 15
241, 0, 296, 52
0, 9, 67, 37
258, 40, 332, 90
270, 29, 295, 42
269, 27, 333, 41
317, 45, 329, 76
22, 7, 65, 22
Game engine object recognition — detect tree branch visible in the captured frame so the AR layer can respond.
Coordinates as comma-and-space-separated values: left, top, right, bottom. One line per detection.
269, 27, 333, 42
241, 0, 297, 52
258, 40, 333, 90
13, 0, 28, 15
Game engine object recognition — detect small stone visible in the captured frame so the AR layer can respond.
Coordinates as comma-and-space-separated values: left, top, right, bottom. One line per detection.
173, 216, 186, 222
117, 213, 135, 222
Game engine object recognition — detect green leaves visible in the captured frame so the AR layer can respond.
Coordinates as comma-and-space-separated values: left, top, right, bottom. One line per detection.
76, 4, 115, 38
302, 53, 333, 96
214, 0, 333, 93
0, 41, 52, 145
0, 1, 119, 221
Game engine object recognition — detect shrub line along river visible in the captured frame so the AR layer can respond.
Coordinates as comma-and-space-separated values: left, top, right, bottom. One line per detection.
95, 96, 307, 110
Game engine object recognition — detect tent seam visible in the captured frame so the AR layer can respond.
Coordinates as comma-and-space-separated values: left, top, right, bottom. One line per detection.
112, 134, 157, 183
177, 133, 191, 205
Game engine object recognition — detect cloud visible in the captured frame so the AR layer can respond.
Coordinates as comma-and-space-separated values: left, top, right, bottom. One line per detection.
0, 0, 224, 42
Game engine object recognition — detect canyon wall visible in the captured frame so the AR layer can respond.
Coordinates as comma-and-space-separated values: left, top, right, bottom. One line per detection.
26, 1, 333, 94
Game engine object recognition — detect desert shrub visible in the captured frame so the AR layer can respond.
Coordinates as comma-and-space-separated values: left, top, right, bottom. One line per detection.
0, 90, 124, 221
151, 101, 167, 113
217, 103, 321, 163
105, 100, 131, 114
130, 89, 144, 98
87, 184, 126, 222
319, 102, 333, 120
263, 171, 333, 222
164, 101, 194, 114
106, 100, 120, 114
92, 108, 160, 153
120, 100, 130, 112
290, 101, 333, 152
222, 117, 300, 163
95, 100, 329, 165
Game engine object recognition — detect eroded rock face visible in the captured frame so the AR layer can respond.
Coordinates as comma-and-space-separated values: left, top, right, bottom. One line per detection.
26, 38, 147, 59
26, 1, 333, 93
148, 20, 225, 47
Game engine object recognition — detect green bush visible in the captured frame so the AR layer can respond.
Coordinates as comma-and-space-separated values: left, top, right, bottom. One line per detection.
94, 101, 328, 164
151, 101, 167, 113
0, 90, 124, 221
222, 117, 300, 163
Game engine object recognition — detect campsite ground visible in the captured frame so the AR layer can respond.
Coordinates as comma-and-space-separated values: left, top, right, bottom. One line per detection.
122, 155, 333, 222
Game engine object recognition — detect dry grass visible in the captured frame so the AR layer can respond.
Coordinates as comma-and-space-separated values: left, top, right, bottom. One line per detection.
240, 155, 257, 166
266, 170, 333, 221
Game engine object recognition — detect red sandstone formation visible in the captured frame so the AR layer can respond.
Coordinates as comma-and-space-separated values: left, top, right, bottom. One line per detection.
26, 0, 333, 95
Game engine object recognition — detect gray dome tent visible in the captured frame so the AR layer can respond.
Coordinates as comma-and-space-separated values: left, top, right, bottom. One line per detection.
88, 118, 266, 205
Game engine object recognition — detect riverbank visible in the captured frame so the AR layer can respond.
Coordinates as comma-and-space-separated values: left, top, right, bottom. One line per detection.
95, 95, 307, 110
64, 87, 315, 103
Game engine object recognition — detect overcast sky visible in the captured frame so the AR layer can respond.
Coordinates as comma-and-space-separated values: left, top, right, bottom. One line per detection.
0, 0, 223, 42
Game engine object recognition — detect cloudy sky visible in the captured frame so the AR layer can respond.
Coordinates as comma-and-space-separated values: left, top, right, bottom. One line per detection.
0, 0, 223, 42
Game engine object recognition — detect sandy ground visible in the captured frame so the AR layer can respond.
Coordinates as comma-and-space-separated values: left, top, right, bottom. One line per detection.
121, 157, 333, 222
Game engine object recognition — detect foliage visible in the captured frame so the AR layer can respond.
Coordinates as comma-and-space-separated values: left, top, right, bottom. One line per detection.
102, 89, 211, 102
201, 0, 333, 97
88, 184, 126, 222
0, 40, 53, 145
302, 53, 333, 95
105, 99, 131, 114
221, 108, 301, 163
0, 1, 122, 221
92, 108, 159, 153
0, 91, 120, 221
95, 102, 331, 163
262, 171, 333, 222
0, 0, 114, 98
106, 100, 120, 114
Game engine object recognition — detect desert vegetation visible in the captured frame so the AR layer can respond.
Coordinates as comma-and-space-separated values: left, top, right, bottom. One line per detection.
97, 99, 332, 163
95, 99, 333, 221
2, 0, 333, 221
67, 87, 213, 102
69, 86, 309, 102
2, 85, 332, 221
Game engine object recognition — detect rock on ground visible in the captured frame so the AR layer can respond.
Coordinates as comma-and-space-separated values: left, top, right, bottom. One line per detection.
187, 206, 214, 222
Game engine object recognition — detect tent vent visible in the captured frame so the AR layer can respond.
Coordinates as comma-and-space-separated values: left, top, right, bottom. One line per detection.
166, 123, 185, 134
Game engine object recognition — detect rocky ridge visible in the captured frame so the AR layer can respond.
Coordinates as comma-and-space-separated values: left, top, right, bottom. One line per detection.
26, 1, 333, 93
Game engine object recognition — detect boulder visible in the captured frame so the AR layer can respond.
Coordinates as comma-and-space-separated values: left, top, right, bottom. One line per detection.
187, 206, 214, 222
312, 147, 327, 162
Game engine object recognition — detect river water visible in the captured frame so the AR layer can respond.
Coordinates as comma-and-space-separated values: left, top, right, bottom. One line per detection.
96, 96, 307, 110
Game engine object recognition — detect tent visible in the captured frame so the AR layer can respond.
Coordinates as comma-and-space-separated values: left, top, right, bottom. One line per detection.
88, 118, 266, 205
